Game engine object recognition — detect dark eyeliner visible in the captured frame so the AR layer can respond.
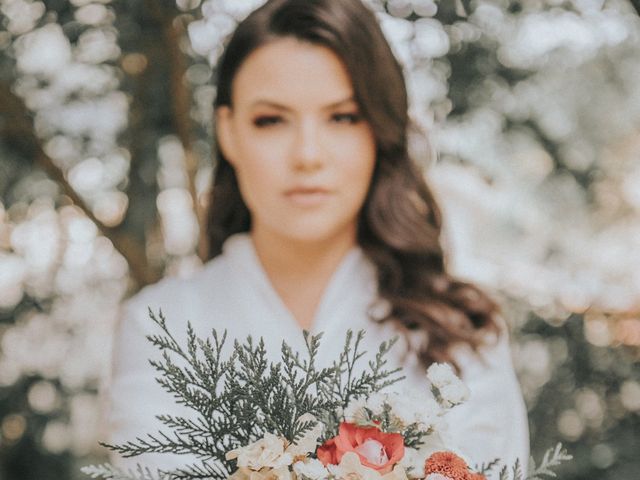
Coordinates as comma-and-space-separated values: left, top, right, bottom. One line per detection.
253, 115, 281, 127
333, 112, 361, 123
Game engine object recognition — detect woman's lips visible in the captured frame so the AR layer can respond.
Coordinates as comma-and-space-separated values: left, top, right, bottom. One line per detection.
284, 188, 333, 207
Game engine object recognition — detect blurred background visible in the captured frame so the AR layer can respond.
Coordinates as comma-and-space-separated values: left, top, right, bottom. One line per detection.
0, 0, 639, 478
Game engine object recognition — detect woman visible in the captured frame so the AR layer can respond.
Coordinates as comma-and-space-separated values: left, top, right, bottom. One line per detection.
107, 0, 530, 473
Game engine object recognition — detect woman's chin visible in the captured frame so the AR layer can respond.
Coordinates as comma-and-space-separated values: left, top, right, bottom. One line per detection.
263, 224, 356, 248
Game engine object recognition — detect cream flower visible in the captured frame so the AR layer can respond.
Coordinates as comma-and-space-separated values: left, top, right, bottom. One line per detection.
382, 465, 409, 480
385, 390, 441, 430
288, 413, 325, 457
426, 363, 469, 409
328, 452, 382, 480
228, 464, 294, 480
292, 458, 329, 480
271, 465, 294, 480
365, 392, 387, 416
326, 452, 409, 480
354, 438, 390, 466
425, 363, 457, 389
425, 475, 452, 480
226, 433, 294, 470
438, 382, 469, 408
399, 447, 427, 479
343, 397, 368, 423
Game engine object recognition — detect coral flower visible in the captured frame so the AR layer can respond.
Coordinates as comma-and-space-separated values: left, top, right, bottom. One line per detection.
424, 451, 486, 480
317, 437, 339, 465
317, 422, 404, 474
469, 474, 487, 480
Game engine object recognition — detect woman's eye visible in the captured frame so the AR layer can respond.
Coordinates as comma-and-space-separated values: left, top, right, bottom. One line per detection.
253, 115, 282, 127
332, 112, 362, 124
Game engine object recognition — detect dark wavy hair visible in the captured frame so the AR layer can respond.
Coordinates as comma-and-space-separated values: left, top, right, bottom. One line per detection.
208, 0, 501, 368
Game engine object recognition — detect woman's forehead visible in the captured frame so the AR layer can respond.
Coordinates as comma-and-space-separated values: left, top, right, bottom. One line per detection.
231, 37, 356, 110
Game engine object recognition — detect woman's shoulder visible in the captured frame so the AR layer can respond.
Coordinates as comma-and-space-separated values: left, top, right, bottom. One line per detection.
121, 253, 232, 328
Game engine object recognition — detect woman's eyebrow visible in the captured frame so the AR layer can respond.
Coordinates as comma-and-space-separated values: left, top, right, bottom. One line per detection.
249, 95, 356, 111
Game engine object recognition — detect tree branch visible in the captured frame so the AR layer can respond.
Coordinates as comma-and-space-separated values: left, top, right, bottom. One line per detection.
147, 0, 209, 261
0, 82, 161, 287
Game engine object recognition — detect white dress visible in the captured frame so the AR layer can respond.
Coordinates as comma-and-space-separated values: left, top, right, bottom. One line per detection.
107, 232, 530, 473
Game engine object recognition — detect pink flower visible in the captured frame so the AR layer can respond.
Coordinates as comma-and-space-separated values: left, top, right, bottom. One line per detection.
317, 422, 404, 474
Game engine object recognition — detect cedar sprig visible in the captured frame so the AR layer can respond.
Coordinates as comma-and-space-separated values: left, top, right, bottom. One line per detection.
91, 309, 403, 479
492, 443, 572, 480
317, 330, 404, 440
82, 463, 172, 480
526, 443, 572, 479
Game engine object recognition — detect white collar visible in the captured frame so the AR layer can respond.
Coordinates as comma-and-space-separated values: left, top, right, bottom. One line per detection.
219, 232, 378, 334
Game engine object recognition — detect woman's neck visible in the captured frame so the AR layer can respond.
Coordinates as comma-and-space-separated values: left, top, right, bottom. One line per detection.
249, 226, 358, 329
251, 225, 357, 276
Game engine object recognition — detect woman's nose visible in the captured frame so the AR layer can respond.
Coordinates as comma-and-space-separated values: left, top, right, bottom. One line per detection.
291, 118, 323, 171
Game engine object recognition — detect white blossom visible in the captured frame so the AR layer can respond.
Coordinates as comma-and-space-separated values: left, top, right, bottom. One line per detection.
426, 363, 469, 408
355, 438, 389, 467
385, 391, 441, 430
426, 363, 457, 389
343, 396, 368, 422
438, 383, 469, 408
288, 413, 324, 456
292, 458, 329, 480
327, 452, 381, 480
328, 452, 410, 480
226, 433, 294, 470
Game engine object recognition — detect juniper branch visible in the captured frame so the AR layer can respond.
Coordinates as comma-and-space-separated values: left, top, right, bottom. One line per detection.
81, 464, 173, 480
526, 443, 572, 480
96, 311, 408, 479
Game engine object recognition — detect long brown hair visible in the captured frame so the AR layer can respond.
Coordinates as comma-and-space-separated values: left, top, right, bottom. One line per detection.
208, 0, 500, 368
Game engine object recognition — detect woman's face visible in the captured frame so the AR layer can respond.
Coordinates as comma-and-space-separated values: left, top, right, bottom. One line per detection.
216, 37, 377, 246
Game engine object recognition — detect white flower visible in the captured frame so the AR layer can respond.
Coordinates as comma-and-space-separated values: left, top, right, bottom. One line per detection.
354, 438, 389, 467
327, 452, 382, 480
383, 466, 410, 480
385, 391, 441, 430
425, 475, 452, 480
426, 363, 469, 409
229, 465, 293, 480
292, 458, 329, 480
399, 447, 427, 479
344, 396, 367, 422
288, 413, 324, 456
226, 433, 294, 470
272, 466, 294, 480
365, 392, 388, 415
326, 452, 408, 480
425, 363, 457, 389
438, 382, 469, 408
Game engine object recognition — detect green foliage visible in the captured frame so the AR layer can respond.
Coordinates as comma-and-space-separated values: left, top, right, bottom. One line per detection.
477, 444, 572, 480
97, 309, 403, 479
344, 401, 433, 449
315, 329, 404, 441
526, 443, 573, 480
82, 463, 172, 480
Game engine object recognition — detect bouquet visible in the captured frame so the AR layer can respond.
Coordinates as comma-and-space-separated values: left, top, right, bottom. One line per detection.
83, 310, 571, 480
